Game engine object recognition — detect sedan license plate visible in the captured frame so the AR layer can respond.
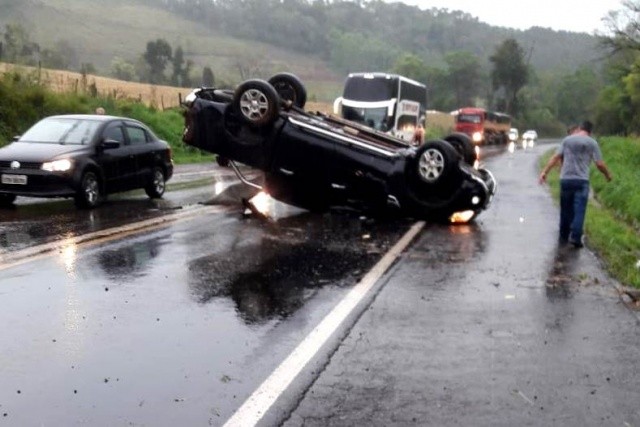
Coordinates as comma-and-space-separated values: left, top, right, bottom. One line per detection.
1, 174, 28, 185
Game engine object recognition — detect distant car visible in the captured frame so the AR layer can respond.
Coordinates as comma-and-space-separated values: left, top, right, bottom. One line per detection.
522, 130, 537, 141
182, 73, 497, 223
0, 115, 173, 208
522, 130, 537, 148
508, 128, 519, 142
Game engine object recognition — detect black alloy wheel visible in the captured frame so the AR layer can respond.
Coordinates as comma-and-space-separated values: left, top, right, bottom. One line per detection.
0, 194, 17, 206
145, 167, 166, 198
74, 171, 102, 209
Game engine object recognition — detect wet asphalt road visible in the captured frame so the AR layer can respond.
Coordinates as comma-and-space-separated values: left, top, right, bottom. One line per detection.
1, 143, 640, 426
0, 170, 413, 425
283, 143, 640, 427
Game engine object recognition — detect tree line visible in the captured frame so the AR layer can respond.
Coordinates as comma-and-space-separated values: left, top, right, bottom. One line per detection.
3, 0, 636, 135
143, 0, 605, 133
0, 23, 216, 89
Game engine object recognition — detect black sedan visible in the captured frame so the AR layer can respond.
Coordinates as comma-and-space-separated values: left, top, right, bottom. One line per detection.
183, 74, 496, 223
0, 115, 173, 208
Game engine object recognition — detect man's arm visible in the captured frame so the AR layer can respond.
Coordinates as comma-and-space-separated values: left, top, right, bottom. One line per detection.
595, 160, 613, 182
539, 153, 562, 184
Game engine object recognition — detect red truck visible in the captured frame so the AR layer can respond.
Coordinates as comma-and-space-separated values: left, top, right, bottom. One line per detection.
454, 107, 511, 145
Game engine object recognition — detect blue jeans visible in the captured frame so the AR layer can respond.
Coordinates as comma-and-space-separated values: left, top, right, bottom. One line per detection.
559, 179, 589, 243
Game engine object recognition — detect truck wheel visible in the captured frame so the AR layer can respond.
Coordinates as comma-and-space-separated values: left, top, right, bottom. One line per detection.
444, 132, 476, 165
145, 167, 166, 198
268, 72, 307, 109
74, 171, 102, 209
233, 79, 280, 127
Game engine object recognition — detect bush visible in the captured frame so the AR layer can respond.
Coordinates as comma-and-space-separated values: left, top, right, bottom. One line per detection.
0, 71, 212, 164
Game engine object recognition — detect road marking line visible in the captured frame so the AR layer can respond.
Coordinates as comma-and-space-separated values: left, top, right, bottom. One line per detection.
0, 205, 228, 270
223, 220, 426, 427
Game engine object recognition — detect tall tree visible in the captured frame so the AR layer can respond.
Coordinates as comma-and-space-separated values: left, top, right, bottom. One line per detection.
599, 0, 640, 53
2, 23, 37, 64
556, 67, 601, 124
171, 45, 185, 86
391, 53, 429, 84
202, 66, 215, 86
143, 39, 172, 84
110, 57, 136, 81
444, 51, 482, 107
489, 38, 529, 116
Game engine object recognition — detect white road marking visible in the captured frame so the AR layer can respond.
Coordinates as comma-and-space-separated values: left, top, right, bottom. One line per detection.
223, 220, 426, 427
0, 205, 228, 270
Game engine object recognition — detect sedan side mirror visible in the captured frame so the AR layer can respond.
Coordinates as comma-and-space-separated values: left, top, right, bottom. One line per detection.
102, 139, 121, 149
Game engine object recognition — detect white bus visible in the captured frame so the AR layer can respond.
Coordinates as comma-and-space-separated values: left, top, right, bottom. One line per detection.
333, 72, 427, 141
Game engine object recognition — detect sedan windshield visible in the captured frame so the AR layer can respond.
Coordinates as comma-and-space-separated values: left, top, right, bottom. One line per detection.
19, 118, 101, 145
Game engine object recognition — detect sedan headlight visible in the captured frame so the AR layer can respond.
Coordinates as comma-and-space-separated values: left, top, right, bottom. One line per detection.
42, 159, 73, 172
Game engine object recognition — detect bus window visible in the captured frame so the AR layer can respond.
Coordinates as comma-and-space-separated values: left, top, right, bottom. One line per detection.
343, 77, 396, 102
342, 105, 389, 131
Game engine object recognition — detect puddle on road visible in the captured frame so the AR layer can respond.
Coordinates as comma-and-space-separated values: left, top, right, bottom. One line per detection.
188, 213, 411, 324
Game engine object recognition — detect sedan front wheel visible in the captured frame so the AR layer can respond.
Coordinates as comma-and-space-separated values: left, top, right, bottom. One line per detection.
74, 171, 102, 209
0, 194, 17, 207
145, 167, 166, 198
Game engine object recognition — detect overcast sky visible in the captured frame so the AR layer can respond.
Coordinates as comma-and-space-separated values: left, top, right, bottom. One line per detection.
387, 0, 625, 34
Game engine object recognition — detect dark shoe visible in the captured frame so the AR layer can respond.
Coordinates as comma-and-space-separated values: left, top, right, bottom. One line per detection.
569, 237, 584, 248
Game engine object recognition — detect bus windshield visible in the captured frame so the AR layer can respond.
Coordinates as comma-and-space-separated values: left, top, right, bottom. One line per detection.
342, 106, 391, 131
343, 77, 397, 102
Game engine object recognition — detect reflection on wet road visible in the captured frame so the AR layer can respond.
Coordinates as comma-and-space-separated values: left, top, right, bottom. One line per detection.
0, 165, 247, 255
0, 201, 412, 425
189, 213, 390, 324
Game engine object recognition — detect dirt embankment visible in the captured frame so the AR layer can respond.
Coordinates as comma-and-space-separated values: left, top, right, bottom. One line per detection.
1, 63, 192, 109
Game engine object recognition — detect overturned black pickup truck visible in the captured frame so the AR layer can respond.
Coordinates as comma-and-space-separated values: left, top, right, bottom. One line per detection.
182, 73, 496, 223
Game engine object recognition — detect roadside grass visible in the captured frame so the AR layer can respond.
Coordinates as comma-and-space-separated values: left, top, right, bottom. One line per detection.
539, 137, 640, 288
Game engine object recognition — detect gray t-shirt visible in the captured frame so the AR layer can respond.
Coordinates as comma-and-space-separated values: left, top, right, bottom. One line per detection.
556, 134, 603, 181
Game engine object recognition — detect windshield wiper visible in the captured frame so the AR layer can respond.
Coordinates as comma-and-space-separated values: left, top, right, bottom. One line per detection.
58, 121, 82, 144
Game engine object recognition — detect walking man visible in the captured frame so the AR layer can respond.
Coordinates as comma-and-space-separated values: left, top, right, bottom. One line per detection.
538, 120, 613, 248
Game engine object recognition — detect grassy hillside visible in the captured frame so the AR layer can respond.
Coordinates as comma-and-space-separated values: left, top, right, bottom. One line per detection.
1, 0, 343, 101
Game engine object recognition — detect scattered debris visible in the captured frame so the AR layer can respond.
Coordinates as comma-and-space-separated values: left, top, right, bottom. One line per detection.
617, 286, 640, 309
513, 389, 534, 406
